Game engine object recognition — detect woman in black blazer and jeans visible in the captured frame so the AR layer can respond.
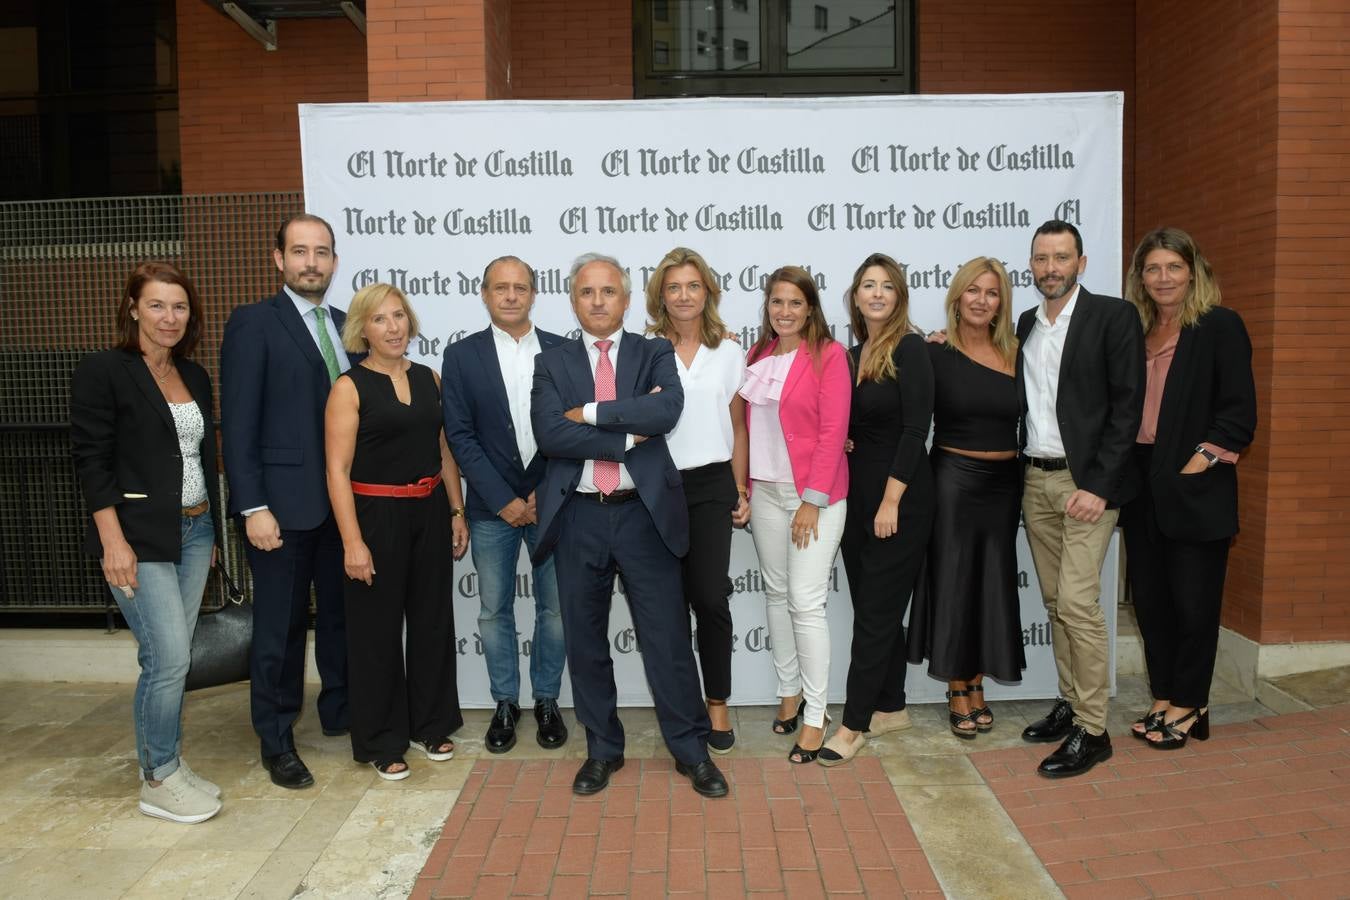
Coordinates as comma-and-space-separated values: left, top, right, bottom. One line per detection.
1121, 228, 1256, 749
71, 262, 225, 823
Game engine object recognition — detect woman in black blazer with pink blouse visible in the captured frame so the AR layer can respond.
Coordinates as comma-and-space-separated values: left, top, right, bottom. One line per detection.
1120, 228, 1256, 750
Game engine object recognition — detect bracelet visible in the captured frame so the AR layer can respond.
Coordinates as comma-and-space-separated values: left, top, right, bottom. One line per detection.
736, 484, 748, 495
451, 507, 466, 518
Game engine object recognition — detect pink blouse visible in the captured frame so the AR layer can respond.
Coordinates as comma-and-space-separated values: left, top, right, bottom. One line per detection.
1138, 331, 1237, 463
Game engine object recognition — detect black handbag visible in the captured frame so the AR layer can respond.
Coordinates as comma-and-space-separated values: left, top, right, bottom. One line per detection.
185, 561, 252, 692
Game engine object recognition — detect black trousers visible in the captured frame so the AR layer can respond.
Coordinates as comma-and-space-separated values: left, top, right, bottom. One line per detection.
680, 461, 737, 701
839, 458, 935, 733
553, 493, 711, 765
1121, 446, 1232, 709
343, 485, 463, 763
247, 513, 348, 758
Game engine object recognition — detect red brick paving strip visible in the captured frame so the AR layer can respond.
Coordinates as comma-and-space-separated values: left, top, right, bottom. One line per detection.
972, 703, 1350, 898
411, 755, 941, 897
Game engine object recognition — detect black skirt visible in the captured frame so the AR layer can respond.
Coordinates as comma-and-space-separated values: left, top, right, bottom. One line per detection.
907, 448, 1026, 682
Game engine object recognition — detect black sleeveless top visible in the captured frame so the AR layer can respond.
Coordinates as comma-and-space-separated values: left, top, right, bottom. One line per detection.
346, 362, 442, 485
928, 342, 1019, 452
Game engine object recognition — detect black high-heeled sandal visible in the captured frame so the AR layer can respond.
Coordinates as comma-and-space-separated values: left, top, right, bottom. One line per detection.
1148, 707, 1210, 750
1131, 709, 1166, 741
772, 697, 805, 735
946, 690, 978, 740
966, 682, 994, 732
788, 742, 821, 764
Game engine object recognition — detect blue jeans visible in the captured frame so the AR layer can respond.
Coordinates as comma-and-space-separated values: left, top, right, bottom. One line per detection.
469, 517, 565, 703
112, 512, 214, 781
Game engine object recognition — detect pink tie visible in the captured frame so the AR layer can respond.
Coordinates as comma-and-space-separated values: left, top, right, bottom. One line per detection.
593, 339, 619, 495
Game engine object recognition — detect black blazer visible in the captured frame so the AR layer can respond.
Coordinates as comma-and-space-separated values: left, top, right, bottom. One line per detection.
1016, 287, 1146, 508
441, 325, 564, 521
70, 349, 224, 561
1143, 306, 1256, 541
220, 290, 348, 531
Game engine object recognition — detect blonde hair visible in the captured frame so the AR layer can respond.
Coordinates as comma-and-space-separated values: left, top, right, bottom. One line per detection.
341, 283, 420, 352
944, 257, 1018, 368
644, 247, 727, 348
845, 253, 915, 383
1125, 227, 1220, 332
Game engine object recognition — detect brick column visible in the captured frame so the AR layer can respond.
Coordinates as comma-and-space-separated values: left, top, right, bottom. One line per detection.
366, 0, 510, 102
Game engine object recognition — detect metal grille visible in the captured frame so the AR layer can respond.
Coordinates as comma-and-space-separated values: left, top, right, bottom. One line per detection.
0, 192, 304, 611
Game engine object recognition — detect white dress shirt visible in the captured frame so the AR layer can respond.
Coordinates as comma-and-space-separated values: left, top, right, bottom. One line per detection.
664, 338, 745, 470
578, 329, 636, 493
1022, 284, 1080, 459
284, 286, 352, 373
490, 323, 541, 467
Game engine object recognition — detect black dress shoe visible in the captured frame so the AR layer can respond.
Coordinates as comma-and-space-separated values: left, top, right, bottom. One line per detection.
676, 759, 729, 798
572, 757, 623, 795
322, 727, 349, 737
485, 700, 520, 754
534, 699, 568, 750
1022, 698, 1075, 743
261, 750, 315, 789
1037, 726, 1112, 778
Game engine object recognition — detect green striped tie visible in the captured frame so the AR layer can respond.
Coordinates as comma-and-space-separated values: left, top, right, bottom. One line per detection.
313, 307, 341, 384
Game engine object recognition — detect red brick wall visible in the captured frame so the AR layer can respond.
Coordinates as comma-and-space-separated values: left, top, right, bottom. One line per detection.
916, 0, 1137, 258
177, 1, 367, 193
366, 0, 498, 102
510, 0, 632, 99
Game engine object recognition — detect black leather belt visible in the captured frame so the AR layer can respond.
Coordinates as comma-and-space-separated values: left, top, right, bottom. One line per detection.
1024, 456, 1070, 472
576, 488, 640, 504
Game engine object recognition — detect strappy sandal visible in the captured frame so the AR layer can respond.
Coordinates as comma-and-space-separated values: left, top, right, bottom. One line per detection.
788, 742, 821, 764
946, 689, 978, 740
772, 697, 805, 735
412, 738, 455, 761
372, 759, 411, 781
967, 682, 994, 732
1131, 709, 1166, 741
1148, 708, 1210, 751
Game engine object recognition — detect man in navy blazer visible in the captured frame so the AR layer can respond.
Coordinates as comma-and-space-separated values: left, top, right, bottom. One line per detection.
441, 255, 569, 755
220, 214, 351, 789
531, 253, 727, 798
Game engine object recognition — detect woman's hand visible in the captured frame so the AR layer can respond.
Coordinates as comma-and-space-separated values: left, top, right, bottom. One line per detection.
1180, 452, 1210, 475
791, 502, 820, 550
874, 498, 899, 540
843, 439, 855, 454
732, 494, 751, 527
344, 541, 375, 585
452, 517, 470, 560
101, 539, 139, 593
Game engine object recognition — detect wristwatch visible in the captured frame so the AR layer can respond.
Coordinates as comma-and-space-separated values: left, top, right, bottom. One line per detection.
1194, 445, 1220, 468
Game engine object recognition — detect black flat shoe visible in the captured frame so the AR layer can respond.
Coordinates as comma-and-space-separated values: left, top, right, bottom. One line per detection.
486, 700, 520, 754
1148, 708, 1209, 750
1037, 726, 1113, 779
1131, 709, 1166, 741
706, 699, 734, 754
534, 699, 568, 750
572, 757, 623, 795
772, 697, 805, 735
676, 759, 729, 798
946, 690, 978, 740
262, 750, 315, 789
1022, 699, 1075, 743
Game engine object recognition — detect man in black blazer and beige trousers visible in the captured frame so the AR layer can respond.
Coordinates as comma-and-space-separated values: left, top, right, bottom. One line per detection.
1017, 220, 1145, 778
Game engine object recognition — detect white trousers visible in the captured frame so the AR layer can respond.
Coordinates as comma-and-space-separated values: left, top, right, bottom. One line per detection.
749, 480, 847, 729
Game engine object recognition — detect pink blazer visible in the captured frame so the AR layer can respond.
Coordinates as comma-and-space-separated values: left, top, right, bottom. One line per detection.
746, 339, 851, 506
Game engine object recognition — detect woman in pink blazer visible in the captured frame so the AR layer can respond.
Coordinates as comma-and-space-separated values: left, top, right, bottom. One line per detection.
740, 265, 851, 763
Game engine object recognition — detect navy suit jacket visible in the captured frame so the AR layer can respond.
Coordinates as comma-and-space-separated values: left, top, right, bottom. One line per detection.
441, 325, 564, 521
530, 332, 688, 562
220, 290, 349, 532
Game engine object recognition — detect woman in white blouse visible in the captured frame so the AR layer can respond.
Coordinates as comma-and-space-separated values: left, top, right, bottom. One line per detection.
645, 247, 749, 754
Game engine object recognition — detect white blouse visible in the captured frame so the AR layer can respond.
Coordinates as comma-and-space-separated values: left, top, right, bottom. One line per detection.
664, 338, 746, 471
168, 401, 208, 507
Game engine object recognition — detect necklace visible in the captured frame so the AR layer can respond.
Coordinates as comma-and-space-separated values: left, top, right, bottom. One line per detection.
145, 356, 174, 384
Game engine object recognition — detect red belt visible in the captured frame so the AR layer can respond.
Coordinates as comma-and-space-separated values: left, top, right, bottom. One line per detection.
350, 474, 442, 498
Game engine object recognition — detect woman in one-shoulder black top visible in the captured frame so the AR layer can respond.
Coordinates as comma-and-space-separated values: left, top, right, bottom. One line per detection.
325, 284, 468, 779
907, 258, 1026, 741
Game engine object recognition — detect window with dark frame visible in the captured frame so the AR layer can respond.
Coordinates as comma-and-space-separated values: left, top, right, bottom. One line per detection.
814, 5, 828, 30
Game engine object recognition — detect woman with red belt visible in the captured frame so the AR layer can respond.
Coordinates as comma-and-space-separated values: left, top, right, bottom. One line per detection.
325, 283, 469, 779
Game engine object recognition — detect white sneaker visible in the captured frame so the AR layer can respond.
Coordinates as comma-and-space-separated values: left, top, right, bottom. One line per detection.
139, 768, 222, 824
178, 759, 221, 798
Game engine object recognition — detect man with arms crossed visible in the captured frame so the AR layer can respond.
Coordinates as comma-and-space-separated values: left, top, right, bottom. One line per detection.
1018, 220, 1144, 778
221, 214, 351, 789
441, 256, 568, 754
531, 253, 727, 798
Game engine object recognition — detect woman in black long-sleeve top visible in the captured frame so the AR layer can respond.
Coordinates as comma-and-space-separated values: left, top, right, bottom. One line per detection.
1121, 227, 1256, 750
907, 257, 1025, 740
818, 253, 935, 766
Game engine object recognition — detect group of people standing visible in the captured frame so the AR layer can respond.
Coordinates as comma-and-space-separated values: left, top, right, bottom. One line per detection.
70, 213, 1255, 823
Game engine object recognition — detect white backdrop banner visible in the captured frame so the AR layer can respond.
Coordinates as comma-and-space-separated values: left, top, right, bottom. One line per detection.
299, 93, 1123, 707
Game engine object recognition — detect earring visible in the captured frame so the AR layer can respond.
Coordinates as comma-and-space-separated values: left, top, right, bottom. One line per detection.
990, 314, 998, 326
955, 310, 961, 321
